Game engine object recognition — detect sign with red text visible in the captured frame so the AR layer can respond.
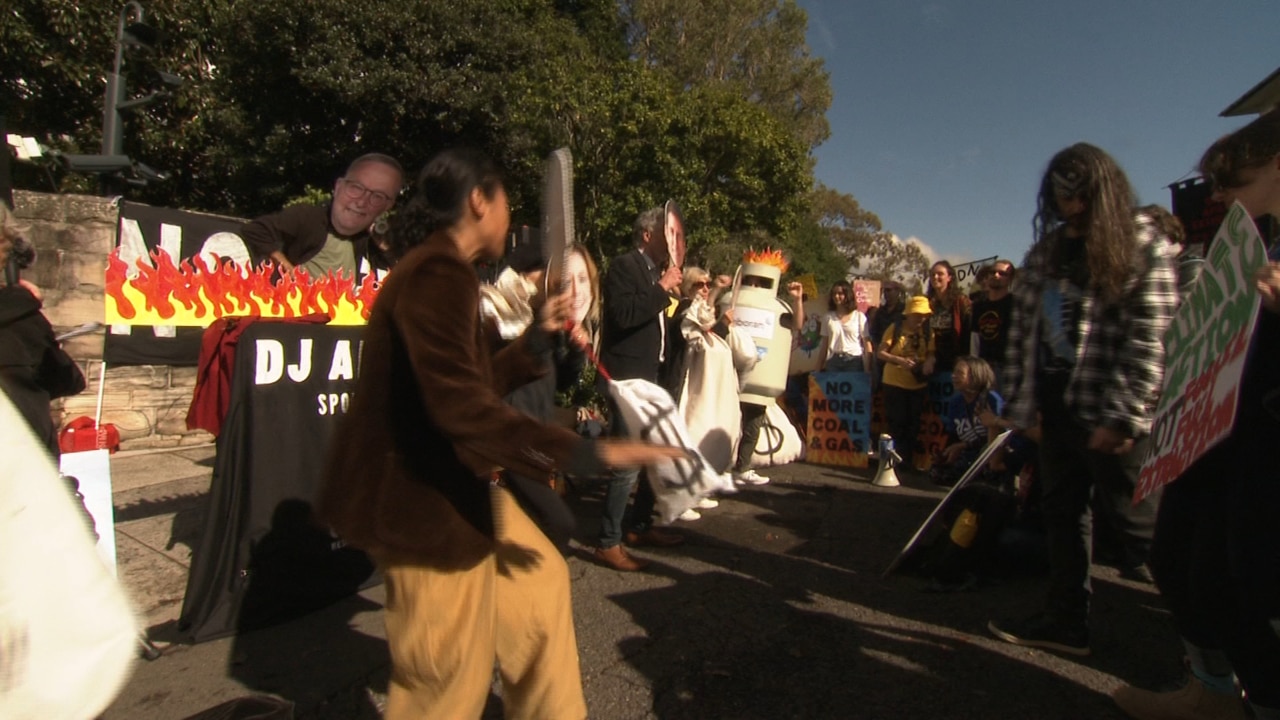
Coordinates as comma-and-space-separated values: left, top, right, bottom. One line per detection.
1136, 202, 1267, 502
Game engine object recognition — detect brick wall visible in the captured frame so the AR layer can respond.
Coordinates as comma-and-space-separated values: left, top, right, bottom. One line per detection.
10, 190, 213, 450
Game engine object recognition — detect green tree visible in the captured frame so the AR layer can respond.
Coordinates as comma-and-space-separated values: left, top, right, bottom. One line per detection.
619, 0, 832, 149
2, 0, 846, 286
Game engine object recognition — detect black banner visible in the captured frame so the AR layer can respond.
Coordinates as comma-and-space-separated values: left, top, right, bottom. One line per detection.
104, 201, 248, 365
178, 321, 375, 642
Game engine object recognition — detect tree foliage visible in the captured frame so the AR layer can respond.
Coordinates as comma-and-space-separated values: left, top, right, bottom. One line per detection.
1, 0, 885, 286
620, 0, 831, 149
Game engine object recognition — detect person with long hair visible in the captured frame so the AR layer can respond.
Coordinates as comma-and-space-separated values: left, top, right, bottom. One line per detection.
818, 280, 872, 373
318, 149, 684, 719
925, 260, 971, 372
1112, 112, 1280, 720
987, 143, 1178, 657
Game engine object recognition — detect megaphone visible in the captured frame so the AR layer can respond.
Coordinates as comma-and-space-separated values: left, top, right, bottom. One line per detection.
872, 433, 903, 488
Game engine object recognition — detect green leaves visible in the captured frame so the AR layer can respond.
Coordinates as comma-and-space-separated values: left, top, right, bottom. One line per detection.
2, 0, 888, 289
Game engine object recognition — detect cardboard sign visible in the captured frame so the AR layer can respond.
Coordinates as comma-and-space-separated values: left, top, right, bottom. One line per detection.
805, 371, 872, 467
852, 279, 881, 313
1136, 202, 1267, 502
59, 449, 117, 573
949, 256, 998, 285
789, 298, 828, 375
913, 372, 955, 470
796, 273, 820, 303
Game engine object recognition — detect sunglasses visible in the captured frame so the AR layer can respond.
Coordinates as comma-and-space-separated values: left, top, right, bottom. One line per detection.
691, 281, 711, 289
991, 269, 1011, 277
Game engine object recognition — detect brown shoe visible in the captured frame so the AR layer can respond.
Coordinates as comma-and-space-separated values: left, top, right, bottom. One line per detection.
593, 545, 650, 571
1111, 676, 1247, 720
624, 528, 685, 548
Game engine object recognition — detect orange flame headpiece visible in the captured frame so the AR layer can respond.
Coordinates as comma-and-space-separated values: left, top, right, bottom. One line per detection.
742, 247, 789, 273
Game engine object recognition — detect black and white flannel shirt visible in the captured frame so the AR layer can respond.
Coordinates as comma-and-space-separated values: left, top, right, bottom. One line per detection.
1001, 213, 1178, 439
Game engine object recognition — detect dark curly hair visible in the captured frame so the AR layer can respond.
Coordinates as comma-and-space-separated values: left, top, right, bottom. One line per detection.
387, 148, 504, 260
827, 280, 852, 311
1199, 109, 1280, 193
1033, 143, 1138, 302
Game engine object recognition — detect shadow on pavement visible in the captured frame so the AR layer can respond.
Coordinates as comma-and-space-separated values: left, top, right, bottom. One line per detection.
566, 465, 1183, 719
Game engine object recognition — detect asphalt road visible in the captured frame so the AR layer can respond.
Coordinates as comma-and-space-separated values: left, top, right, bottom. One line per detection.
104, 448, 1184, 719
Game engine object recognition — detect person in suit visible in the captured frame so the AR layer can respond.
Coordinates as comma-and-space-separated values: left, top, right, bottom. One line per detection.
594, 206, 686, 571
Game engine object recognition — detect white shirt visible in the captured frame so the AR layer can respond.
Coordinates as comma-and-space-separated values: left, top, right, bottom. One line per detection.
821, 310, 870, 358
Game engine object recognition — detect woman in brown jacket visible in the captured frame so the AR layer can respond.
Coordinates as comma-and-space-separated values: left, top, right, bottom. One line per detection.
319, 149, 682, 720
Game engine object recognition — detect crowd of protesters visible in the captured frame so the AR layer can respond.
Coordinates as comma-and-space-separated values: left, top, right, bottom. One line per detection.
7, 102, 1280, 718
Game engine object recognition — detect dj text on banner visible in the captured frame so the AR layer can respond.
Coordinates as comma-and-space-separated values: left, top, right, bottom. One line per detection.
806, 371, 872, 467
1136, 202, 1268, 502
178, 321, 375, 643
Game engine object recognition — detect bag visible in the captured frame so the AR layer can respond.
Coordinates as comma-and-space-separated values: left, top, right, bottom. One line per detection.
59, 416, 121, 454
727, 325, 760, 377
606, 378, 737, 523
749, 401, 804, 467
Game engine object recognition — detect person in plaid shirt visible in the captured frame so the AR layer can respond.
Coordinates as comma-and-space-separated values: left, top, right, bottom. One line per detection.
987, 143, 1178, 657
1113, 112, 1280, 720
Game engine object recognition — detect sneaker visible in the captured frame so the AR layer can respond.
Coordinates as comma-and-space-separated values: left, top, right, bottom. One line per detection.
678, 508, 702, 521
734, 469, 770, 485
1118, 563, 1155, 585
696, 497, 720, 509
1111, 676, 1247, 720
987, 613, 1090, 656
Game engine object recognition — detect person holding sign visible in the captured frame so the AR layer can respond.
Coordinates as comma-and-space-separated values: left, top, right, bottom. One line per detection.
318, 150, 685, 719
876, 295, 935, 471
818, 280, 873, 373
1113, 112, 1280, 720
987, 143, 1178, 658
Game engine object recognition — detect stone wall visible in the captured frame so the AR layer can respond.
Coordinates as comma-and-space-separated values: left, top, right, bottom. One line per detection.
10, 190, 212, 450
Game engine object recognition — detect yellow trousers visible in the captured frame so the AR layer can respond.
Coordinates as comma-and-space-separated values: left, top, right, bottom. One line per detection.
379, 488, 586, 720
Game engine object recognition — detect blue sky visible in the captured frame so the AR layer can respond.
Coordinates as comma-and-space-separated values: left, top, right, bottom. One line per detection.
796, 0, 1277, 268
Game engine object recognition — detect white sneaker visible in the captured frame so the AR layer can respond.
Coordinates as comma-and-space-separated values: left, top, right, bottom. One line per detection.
734, 469, 770, 485
678, 508, 702, 521
696, 497, 720, 509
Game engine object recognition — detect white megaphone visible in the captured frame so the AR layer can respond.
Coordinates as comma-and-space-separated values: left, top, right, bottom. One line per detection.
872, 433, 903, 488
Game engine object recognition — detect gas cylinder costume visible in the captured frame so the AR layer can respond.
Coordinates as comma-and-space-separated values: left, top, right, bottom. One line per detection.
319, 149, 682, 720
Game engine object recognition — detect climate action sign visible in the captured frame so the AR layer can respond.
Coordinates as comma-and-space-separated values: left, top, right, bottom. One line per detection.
1136, 202, 1267, 502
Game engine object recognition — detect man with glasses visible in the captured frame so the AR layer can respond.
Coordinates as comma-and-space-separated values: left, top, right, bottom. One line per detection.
969, 259, 1015, 384
242, 153, 404, 283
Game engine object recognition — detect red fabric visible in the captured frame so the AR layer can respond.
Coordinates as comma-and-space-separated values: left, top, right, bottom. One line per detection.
186, 314, 330, 436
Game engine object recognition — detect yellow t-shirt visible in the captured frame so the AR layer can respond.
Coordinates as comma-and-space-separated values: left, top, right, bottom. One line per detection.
880, 323, 935, 390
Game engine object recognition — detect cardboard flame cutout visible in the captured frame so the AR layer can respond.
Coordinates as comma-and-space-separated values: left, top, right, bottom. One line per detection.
742, 247, 789, 273
104, 248, 379, 326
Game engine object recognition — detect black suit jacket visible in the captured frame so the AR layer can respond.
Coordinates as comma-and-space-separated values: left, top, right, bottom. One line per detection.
599, 249, 673, 382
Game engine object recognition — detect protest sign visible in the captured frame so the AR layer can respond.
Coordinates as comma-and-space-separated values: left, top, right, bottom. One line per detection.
1135, 202, 1268, 502
806, 371, 873, 467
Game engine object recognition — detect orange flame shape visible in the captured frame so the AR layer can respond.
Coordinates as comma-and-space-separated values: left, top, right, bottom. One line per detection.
742, 247, 790, 273
103, 248, 379, 326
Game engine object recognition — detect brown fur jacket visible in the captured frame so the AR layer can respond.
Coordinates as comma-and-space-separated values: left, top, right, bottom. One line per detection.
319, 232, 596, 568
